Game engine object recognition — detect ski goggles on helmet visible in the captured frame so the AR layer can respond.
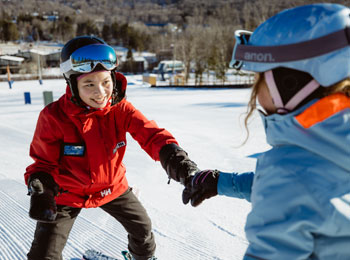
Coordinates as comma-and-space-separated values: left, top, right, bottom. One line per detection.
230, 27, 350, 69
60, 44, 118, 76
229, 30, 252, 69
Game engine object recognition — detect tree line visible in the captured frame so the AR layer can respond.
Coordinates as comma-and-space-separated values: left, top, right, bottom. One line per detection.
0, 12, 150, 51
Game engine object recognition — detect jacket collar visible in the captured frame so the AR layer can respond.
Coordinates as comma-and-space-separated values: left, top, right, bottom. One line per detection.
259, 94, 350, 171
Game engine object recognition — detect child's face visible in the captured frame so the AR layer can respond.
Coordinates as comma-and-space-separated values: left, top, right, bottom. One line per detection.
77, 71, 113, 109
257, 78, 276, 115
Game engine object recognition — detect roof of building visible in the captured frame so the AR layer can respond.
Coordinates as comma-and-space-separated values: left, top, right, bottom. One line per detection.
0, 55, 25, 62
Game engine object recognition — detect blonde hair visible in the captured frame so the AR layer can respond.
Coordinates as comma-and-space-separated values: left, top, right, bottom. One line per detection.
243, 74, 350, 143
241, 73, 264, 144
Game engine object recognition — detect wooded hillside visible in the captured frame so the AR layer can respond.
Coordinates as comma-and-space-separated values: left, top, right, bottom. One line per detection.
1, 0, 348, 81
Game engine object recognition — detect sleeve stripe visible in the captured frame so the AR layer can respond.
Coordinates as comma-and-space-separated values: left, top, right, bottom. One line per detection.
295, 93, 350, 128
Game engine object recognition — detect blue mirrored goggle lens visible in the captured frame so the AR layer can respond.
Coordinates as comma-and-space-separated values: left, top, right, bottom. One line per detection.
70, 44, 118, 73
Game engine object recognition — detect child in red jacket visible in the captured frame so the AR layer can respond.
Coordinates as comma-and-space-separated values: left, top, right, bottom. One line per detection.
25, 36, 198, 260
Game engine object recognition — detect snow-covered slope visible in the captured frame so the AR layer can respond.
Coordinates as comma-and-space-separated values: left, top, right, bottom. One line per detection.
0, 76, 269, 260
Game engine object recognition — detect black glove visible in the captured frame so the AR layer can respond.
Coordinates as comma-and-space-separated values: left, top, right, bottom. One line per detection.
182, 169, 219, 207
27, 172, 59, 222
159, 143, 199, 185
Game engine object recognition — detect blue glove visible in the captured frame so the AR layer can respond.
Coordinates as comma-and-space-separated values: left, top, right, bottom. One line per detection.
182, 170, 219, 207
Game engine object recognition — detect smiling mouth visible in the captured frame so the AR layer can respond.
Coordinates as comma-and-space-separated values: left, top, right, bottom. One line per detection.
92, 96, 106, 104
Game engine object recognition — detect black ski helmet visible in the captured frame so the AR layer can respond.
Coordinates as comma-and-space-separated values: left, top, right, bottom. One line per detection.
60, 35, 123, 105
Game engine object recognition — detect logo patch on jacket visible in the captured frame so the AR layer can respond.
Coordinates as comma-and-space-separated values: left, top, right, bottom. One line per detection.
63, 143, 85, 156
100, 188, 112, 198
113, 141, 126, 154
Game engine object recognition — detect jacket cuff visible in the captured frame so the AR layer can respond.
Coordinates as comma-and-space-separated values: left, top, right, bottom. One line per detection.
159, 143, 182, 169
217, 171, 254, 202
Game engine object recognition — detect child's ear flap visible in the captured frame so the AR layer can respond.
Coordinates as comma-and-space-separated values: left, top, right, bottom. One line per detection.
114, 72, 127, 91
111, 71, 127, 104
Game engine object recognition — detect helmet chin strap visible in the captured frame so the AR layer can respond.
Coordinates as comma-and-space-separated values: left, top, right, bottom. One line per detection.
264, 70, 320, 114
63, 74, 83, 106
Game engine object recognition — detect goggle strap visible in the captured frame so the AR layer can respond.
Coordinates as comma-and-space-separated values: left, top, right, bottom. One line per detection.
264, 70, 284, 108
60, 59, 72, 74
284, 79, 320, 111
234, 27, 350, 63
265, 70, 320, 113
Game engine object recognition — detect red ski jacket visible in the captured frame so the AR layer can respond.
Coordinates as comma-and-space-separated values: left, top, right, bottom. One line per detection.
25, 79, 177, 208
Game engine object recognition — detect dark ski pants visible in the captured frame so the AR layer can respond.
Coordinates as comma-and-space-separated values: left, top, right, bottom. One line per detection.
27, 187, 156, 260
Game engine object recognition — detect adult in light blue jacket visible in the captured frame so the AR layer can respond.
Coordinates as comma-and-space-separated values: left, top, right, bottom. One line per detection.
182, 3, 350, 259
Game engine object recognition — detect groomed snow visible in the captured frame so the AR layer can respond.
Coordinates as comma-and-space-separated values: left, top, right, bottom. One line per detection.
0, 76, 270, 260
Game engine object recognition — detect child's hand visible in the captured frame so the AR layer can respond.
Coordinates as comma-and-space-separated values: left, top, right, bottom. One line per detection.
29, 179, 57, 222
27, 172, 59, 222
182, 170, 219, 207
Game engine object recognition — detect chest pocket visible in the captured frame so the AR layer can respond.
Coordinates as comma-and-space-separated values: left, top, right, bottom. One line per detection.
62, 143, 86, 157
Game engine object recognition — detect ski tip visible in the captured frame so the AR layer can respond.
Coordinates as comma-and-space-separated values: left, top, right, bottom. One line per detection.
121, 251, 132, 260
121, 251, 157, 260
83, 249, 120, 260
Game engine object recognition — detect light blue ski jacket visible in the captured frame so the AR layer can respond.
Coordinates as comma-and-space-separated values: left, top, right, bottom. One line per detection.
217, 94, 350, 259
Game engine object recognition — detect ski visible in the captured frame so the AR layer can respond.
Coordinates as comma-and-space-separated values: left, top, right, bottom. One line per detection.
121, 250, 132, 260
121, 250, 157, 260
82, 249, 156, 260
82, 249, 120, 260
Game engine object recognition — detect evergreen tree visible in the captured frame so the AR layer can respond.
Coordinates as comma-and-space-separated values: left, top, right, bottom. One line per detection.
102, 24, 111, 43
1, 20, 19, 42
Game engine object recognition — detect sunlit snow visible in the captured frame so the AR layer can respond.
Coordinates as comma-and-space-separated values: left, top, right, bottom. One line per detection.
0, 76, 270, 260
